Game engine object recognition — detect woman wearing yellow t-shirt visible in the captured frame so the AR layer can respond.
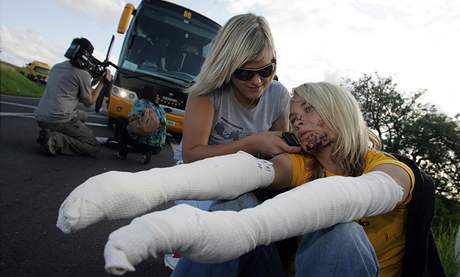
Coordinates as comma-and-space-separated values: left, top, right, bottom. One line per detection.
58, 82, 413, 277
274, 82, 414, 277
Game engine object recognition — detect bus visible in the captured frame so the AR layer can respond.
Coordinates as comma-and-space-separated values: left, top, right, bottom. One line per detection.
105, 0, 221, 135
20, 60, 50, 84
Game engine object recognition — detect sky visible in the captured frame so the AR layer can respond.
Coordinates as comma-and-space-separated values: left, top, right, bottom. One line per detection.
1, 0, 459, 117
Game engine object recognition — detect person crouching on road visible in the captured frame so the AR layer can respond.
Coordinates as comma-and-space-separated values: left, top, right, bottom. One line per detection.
35, 37, 112, 156
112, 86, 167, 164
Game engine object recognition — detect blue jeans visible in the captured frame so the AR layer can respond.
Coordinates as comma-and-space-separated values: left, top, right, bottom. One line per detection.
172, 196, 379, 276
173, 223, 378, 277
295, 222, 379, 277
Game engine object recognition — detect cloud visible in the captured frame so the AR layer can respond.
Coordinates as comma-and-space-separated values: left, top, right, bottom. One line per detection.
55, 0, 124, 22
0, 25, 61, 67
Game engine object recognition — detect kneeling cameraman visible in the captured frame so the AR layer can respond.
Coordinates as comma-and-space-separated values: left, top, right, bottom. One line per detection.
35, 37, 112, 156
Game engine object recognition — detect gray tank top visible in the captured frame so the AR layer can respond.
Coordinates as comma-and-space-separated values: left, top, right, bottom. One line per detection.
174, 80, 290, 160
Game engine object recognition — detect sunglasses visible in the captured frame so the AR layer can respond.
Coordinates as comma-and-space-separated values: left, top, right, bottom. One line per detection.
233, 63, 275, 81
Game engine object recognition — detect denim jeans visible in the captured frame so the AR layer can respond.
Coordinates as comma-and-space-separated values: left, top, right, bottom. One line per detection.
295, 222, 378, 277
172, 195, 379, 277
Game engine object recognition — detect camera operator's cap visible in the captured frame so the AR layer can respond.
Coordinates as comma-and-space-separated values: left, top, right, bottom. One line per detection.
73, 37, 94, 55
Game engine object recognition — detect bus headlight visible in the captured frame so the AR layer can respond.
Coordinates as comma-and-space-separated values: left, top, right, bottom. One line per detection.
111, 85, 138, 101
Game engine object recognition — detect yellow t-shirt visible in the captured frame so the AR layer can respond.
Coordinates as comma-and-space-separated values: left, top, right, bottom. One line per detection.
287, 150, 415, 277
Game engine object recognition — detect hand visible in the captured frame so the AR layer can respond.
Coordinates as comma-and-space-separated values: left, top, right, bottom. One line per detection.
56, 169, 169, 234
104, 204, 255, 275
103, 69, 113, 83
246, 131, 302, 158
140, 108, 151, 125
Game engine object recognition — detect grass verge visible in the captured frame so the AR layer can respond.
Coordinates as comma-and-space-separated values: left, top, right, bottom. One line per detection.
0, 61, 45, 97
433, 223, 459, 277
433, 197, 460, 277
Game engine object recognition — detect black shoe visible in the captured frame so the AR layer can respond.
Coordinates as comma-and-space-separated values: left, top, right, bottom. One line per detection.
36, 129, 49, 144
141, 151, 152, 164
151, 147, 161, 155
113, 152, 127, 160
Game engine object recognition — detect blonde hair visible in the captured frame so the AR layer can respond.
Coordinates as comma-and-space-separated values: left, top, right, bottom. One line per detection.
292, 82, 381, 176
187, 13, 277, 96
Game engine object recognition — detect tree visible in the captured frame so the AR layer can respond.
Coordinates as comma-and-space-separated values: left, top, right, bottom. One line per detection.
344, 73, 460, 200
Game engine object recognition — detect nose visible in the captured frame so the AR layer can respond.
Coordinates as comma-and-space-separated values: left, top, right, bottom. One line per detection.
249, 73, 263, 86
293, 116, 303, 129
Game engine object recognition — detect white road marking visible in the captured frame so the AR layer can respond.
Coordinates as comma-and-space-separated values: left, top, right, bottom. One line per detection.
0, 112, 35, 118
86, 122, 108, 127
0, 101, 36, 109
1, 97, 179, 147
0, 112, 108, 127
0, 101, 107, 119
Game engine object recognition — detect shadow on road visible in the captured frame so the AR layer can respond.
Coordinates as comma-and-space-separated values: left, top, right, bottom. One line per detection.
0, 115, 175, 277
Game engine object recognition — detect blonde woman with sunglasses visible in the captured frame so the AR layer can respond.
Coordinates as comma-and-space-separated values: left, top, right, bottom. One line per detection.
175, 13, 300, 164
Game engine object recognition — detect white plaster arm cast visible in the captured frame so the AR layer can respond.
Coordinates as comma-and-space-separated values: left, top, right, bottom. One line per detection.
104, 171, 404, 275
56, 151, 274, 233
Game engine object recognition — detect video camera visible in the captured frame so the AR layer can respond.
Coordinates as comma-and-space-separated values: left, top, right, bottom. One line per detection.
64, 38, 108, 79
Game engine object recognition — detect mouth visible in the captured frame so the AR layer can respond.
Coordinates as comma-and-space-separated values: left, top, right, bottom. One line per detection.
298, 131, 330, 152
247, 86, 262, 92
298, 130, 310, 140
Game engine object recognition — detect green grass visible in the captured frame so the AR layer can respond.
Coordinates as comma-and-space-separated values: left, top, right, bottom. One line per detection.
0, 61, 45, 97
433, 223, 459, 277
433, 197, 460, 277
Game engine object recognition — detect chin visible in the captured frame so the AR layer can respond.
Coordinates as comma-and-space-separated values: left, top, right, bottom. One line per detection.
248, 90, 264, 99
302, 148, 316, 155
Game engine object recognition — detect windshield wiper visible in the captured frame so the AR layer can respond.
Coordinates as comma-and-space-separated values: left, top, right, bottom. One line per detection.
119, 67, 190, 87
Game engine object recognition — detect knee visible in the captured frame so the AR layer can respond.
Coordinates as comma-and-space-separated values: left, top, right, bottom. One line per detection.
296, 223, 378, 276
298, 222, 372, 256
326, 222, 367, 243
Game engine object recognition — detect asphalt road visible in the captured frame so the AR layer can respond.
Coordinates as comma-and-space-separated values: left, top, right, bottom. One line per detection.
0, 95, 176, 277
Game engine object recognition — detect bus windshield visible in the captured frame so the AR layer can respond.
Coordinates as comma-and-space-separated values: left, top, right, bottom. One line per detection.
119, 4, 218, 83
34, 67, 50, 75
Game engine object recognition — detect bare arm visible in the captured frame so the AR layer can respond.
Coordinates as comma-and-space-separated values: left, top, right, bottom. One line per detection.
269, 153, 294, 190
371, 164, 412, 204
182, 96, 300, 163
182, 95, 254, 162
81, 69, 112, 107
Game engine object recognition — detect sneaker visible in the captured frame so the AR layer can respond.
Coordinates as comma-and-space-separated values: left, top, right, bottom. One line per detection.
95, 136, 109, 145
164, 252, 181, 273
40, 134, 58, 156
